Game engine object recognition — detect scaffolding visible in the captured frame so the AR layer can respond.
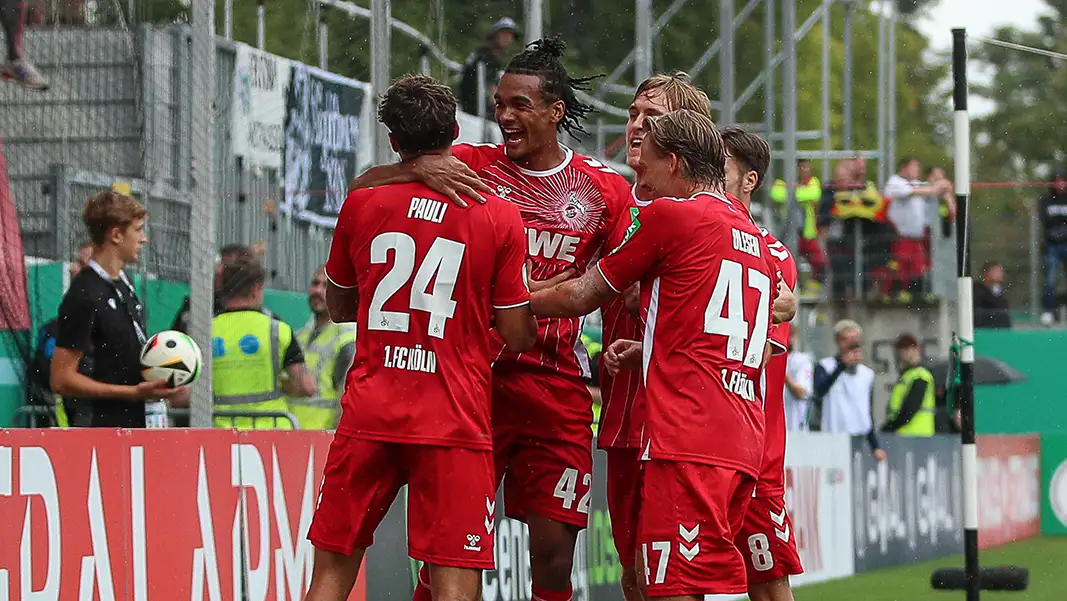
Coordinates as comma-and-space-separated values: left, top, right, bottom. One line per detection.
282, 0, 899, 254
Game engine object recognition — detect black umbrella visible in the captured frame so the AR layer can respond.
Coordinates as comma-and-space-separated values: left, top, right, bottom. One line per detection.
926, 355, 1027, 388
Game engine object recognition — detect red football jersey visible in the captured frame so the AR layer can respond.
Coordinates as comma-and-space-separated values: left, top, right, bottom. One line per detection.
597, 192, 777, 476
756, 227, 799, 497
597, 189, 648, 449
325, 182, 530, 450
453, 143, 632, 378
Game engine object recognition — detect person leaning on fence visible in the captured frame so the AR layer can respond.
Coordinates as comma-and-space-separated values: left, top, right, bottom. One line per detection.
880, 333, 936, 437
211, 258, 315, 429
807, 319, 886, 460
771, 158, 826, 292
884, 157, 952, 303
50, 191, 189, 427
819, 158, 895, 300
289, 265, 355, 430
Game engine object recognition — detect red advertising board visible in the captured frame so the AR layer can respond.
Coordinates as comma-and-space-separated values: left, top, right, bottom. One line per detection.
977, 434, 1041, 549
0, 429, 365, 601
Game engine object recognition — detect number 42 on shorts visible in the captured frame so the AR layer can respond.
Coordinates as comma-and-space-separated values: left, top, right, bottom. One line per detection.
553, 468, 591, 513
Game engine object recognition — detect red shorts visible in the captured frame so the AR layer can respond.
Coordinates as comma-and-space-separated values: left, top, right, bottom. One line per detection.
308, 434, 496, 569
638, 461, 756, 597
605, 447, 643, 565
736, 495, 804, 585
492, 368, 594, 529
892, 237, 929, 279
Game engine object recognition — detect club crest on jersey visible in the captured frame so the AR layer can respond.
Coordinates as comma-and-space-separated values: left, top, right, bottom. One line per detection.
562, 191, 589, 221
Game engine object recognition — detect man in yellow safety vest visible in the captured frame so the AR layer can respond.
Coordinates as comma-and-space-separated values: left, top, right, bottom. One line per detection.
211, 258, 316, 429
881, 333, 935, 436
288, 265, 356, 430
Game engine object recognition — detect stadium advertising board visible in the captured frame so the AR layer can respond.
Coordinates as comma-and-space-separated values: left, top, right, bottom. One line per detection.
783, 432, 856, 587
850, 434, 963, 573
232, 44, 290, 170
976, 435, 1040, 547
282, 64, 368, 228
1042, 434, 1067, 536
0, 429, 363, 601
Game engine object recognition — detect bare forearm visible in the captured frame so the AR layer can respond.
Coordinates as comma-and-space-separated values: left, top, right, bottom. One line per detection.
349, 163, 418, 192
52, 370, 135, 401
785, 376, 809, 400
531, 279, 602, 318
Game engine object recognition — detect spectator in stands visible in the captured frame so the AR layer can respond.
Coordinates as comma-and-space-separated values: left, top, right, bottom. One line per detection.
171, 242, 261, 334
784, 331, 814, 431
288, 265, 355, 430
885, 157, 952, 303
974, 261, 1012, 329
26, 241, 92, 427
211, 258, 315, 429
50, 191, 187, 427
809, 319, 886, 460
820, 158, 894, 300
1, 0, 49, 90
1039, 172, 1067, 325
772, 159, 825, 293
881, 333, 936, 437
458, 17, 518, 117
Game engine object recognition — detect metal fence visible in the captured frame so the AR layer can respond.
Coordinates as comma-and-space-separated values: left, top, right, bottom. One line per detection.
5, 25, 341, 293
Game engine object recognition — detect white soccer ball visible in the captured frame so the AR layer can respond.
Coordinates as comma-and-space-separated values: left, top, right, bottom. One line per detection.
140, 330, 203, 387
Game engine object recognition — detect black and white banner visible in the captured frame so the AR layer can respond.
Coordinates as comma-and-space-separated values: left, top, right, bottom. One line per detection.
282, 64, 368, 228
851, 434, 963, 573
232, 44, 289, 169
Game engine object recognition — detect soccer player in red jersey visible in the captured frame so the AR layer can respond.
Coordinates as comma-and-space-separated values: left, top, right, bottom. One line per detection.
350, 38, 633, 601
602, 72, 712, 601
305, 75, 537, 601
529, 109, 780, 599
720, 126, 804, 601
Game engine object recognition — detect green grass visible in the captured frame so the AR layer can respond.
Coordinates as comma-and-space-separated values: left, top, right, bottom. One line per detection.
792, 538, 1065, 601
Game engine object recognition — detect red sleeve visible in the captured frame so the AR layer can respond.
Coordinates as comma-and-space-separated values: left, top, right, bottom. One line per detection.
603, 173, 637, 239
597, 201, 666, 293
325, 190, 361, 289
491, 201, 532, 309
452, 143, 498, 173
762, 239, 790, 355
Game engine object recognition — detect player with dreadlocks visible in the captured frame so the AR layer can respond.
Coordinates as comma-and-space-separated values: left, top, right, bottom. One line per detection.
351, 36, 633, 601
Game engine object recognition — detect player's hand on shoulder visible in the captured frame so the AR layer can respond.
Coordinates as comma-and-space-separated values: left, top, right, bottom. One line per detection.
412, 154, 493, 207
604, 339, 642, 376
526, 260, 576, 293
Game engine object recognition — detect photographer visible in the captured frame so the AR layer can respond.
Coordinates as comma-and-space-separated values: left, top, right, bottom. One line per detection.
809, 319, 886, 460
50, 190, 187, 427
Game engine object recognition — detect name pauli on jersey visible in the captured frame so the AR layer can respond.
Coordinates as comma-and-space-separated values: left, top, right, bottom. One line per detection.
384, 344, 439, 374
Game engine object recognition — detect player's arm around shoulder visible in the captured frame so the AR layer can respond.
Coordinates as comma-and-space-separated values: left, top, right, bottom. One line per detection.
489, 199, 538, 353
348, 145, 494, 207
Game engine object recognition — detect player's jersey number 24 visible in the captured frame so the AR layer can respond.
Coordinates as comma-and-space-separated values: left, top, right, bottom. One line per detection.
369, 232, 464, 339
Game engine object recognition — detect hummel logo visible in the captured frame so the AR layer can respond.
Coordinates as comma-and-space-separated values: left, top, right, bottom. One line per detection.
679, 523, 700, 562
770, 508, 790, 542
775, 525, 791, 542
464, 533, 482, 552
769, 508, 786, 527
485, 497, 496, 534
